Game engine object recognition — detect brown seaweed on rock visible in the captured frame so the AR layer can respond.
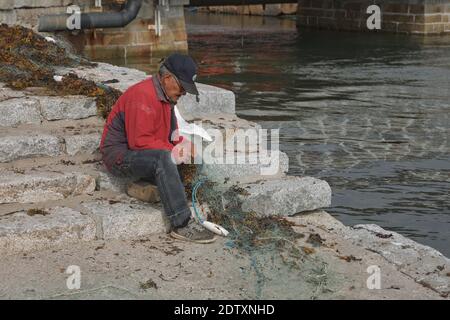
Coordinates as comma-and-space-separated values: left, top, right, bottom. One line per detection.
0, 24, 121, 118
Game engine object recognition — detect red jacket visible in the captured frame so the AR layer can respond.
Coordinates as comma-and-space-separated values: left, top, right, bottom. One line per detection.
100, 76, 183, 170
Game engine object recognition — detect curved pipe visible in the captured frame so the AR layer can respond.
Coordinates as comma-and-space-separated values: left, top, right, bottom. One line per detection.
38, 0, 143, 32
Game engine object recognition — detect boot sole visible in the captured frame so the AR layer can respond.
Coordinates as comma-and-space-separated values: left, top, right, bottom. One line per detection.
169, 231, 217, 244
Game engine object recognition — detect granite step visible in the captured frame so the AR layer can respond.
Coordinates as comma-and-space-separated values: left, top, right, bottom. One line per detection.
0, 92, 98, 128
0, 124, 102, 163
199, 150, 290, 184
0, 170, 96, 204
223, 176, 332, 217
55, 62, 236, 118
0, 199, 168, 256
0, 206, 96, 256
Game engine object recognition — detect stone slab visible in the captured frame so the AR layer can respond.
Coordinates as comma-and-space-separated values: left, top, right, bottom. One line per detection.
177, 83, 236, 118
346, 224, 450, 296
38, 96, 97, 121
0, 171, 96, 204
235, 176, 332, 217
55, 62, 236, 118
55, 62, 148, 92
0, 206, 96, 256
200, 150, 289, 183
126, 180, 160, 203
13, 0, 72, 8
0, 83, 25, 101
64, 133, 101, 156
0, 98, 41, 127
0, 9, 16, 25
82, 200, 168, 240
96, 168, 134, 193
0, 134, 61, 163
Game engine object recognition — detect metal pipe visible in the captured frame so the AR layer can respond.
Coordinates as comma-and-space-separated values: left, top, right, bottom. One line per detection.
38, 0, 143, 32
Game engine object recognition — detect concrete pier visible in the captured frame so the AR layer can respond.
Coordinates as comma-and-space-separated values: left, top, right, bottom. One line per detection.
0, 0, 189, 59
193, 0, 450, 35
297, 0, 450, 35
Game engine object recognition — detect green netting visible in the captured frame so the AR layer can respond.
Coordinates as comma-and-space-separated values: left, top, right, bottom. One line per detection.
181, 164, 343, 299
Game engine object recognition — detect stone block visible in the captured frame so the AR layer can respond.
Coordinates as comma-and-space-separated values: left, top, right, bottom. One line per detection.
424, 22, 442, 33
55, 62, 148, 92
235, 176, 332, 217
177, 83, 235, 118
0, 207, 96, 256
38, 96, 97, 120
409, 4, 425, 14
249, 5, 264, 15
0, 84, 25, 102
384, 13, 416, 23
281, 4, 298, 15
82, 200, 167, 240
398, 22, 425, 33
0, 171, 96, 204
0, 135, 61, 163
0, 98, 41, 127
0, 9, 16, 25
135, 30, 157, 44
1, 0, 15, 10
347, 224, 450, 296
84, 45, 127, 61
264, 4, 281, 16
383, 3, 410, 14
169, 0, 189, 6
96, 168, 134, 193
15, 6, 68, 29
13, 0, 72, 8
318, 17, 337, 28
382, 21, 400, 32
124, 44, 153, 58
425, 4, 445, 14
200, 150, 289, 184
64, 133, 101, 156
127, 180, 160, 203
415, 13, 443, 23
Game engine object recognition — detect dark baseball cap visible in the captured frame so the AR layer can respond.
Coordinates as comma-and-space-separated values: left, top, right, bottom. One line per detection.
162, 53, 199, 96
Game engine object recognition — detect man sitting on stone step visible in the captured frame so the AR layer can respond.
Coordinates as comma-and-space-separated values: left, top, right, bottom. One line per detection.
100, 53, 216, 244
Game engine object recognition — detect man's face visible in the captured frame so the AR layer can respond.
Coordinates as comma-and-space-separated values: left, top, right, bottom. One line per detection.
161, 73, 186, 104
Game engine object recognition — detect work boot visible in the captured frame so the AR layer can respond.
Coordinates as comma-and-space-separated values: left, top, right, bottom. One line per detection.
127, 180, 160, 203
170, 219, 216, 244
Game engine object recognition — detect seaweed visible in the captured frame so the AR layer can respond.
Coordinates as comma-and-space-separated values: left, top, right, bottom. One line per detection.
26, 208, 49, 216
139, 279, 158, 290
0, 24, 121, 119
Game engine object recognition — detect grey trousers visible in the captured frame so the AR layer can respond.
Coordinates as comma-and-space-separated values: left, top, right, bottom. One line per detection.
109, 149, 191, 229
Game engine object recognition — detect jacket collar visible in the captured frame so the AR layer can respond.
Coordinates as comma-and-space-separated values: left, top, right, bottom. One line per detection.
152, 75, 171, 104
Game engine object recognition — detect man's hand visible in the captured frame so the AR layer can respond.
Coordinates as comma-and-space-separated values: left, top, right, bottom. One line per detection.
171, 138, 196, 165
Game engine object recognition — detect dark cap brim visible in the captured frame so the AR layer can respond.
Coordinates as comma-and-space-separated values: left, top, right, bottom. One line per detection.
179, 79, 199, 96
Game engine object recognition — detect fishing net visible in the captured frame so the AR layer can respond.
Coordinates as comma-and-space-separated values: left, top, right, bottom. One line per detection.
179, 163, 341, 298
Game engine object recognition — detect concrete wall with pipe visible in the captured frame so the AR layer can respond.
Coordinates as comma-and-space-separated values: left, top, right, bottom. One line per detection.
0, 0, 189, 59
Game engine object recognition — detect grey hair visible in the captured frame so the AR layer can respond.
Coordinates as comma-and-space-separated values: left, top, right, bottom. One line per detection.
158, 64, 171, 77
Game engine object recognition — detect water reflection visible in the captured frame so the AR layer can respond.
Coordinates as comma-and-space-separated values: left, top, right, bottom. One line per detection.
186, 12, 450, 257
98, 11, 450, 257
